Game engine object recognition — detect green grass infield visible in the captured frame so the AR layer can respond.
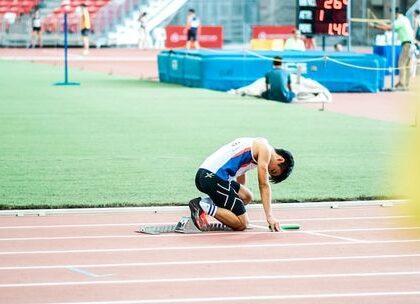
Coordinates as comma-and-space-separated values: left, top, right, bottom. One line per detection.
0, 60, 407, 209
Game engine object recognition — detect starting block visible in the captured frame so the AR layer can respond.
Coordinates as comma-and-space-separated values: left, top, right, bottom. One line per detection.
138, 216, 232, 235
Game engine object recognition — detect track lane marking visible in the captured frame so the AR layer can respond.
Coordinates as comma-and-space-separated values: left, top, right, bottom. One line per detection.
1, 239, 420, 255
1, 253, 420, 270
45, 291, 420, 304
1, 271, 420, 287
304, 231, 365, 243
1, 226, 419, 241
67, 267, 113, 278
0, 215, 411, 230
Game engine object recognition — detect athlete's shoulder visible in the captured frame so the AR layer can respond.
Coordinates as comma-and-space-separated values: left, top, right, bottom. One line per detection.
253, 137, 269, 146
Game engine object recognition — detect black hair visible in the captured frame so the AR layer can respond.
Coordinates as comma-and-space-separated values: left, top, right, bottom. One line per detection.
269, 149, 294, 184
415, 9, 420, 15
189, 9, 195, 13
273, 56, 282, 67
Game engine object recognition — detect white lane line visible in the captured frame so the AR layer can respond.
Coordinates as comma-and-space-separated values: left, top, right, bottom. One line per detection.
0, 215, 411, 229
248, 224, 270, 231
312, 227, 420, 233
304, 231, 365, 243
1, 253, 420, 270
1, 226, 419, 241
67, 267, 113, 278
46, 291, 420, 304
1, 239, 420, 255
1, 271, 420, 288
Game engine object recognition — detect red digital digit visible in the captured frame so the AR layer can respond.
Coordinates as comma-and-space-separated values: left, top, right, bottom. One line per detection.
342, 0, 348, 5
328, 23, 334, 35
342, 23, 349, 35
319, 9, 325, 21
333, 0, 342, 9
324, 0, 333, 9
333, 23, 342, 34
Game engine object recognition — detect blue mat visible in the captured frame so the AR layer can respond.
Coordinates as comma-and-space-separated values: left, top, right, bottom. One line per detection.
158, 49, 386, 93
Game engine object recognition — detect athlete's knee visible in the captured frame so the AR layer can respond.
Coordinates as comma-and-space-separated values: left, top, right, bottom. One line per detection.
234, 215, 249, 231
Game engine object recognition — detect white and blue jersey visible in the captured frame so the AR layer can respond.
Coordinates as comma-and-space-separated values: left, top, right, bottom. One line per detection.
200, 138, 258, 181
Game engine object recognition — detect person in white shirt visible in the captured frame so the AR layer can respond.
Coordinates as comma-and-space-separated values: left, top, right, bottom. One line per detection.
189, 137, 294, 232
138, 11, 150, 49
284, 29, 306, 51
152, 27, 167, 49
184, 9, 200, 49
370, 7, 414, 90
30, 10, 42, 48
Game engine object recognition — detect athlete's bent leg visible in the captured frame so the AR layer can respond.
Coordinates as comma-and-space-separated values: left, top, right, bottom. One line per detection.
214, 208, 249, 231
238, 185, 253, 205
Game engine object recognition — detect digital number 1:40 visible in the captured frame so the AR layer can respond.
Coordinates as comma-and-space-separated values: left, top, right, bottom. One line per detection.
328, 22, 349, 36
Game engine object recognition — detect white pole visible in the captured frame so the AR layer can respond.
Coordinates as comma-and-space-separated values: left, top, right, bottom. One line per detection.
390, 0, 396, 90
348, 0, 352, 51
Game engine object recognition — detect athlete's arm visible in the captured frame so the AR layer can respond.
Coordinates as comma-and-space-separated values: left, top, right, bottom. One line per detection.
254, 139, 280, 231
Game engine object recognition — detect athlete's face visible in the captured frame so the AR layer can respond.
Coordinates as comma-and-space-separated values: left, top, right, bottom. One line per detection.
268, 155, 285, 177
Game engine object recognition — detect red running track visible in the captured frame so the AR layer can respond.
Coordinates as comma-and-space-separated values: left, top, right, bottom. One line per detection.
0, 202, 420, 304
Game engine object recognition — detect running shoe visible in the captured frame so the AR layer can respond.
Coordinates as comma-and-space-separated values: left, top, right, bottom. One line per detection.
188, 197, 208, 231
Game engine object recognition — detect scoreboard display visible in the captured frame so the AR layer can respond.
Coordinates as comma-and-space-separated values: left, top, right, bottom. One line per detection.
297, 0, 349, 36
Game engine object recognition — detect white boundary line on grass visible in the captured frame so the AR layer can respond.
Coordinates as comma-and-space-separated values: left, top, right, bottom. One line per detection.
1, 253, 420, 270
0, 200, 406, 217
44, 291, 420, 304
2, 271, 420, 288
1, 239, 420, 255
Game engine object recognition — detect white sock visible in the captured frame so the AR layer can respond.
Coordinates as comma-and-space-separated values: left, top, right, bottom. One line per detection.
199, 197, 218, 217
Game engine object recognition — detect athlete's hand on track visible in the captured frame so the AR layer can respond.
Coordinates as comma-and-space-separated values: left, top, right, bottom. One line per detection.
267, 215, 280, 232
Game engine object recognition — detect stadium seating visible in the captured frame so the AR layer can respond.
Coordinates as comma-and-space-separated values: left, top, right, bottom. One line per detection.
0, 0, 39, 15
42, 0, 111, 33
0, 0, 39, 32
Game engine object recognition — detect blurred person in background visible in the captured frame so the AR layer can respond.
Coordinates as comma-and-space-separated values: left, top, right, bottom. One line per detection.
29, 9, 42, 48
414, 9, 420, 60
80, 3, 91, 55
152, 26, 167, 49
184, 9, 200, 49
262, 56, 296, 103
370, 7, 414, 90
305, 34, 316, 50
414, 9, 420, 44
334, 43, 344, 52
138, 11, 150, 49
284, 29, 306, 51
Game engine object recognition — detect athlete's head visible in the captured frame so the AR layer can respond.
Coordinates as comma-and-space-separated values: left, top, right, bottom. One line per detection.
269, 149, 294, 184
273, 56, 282, 67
